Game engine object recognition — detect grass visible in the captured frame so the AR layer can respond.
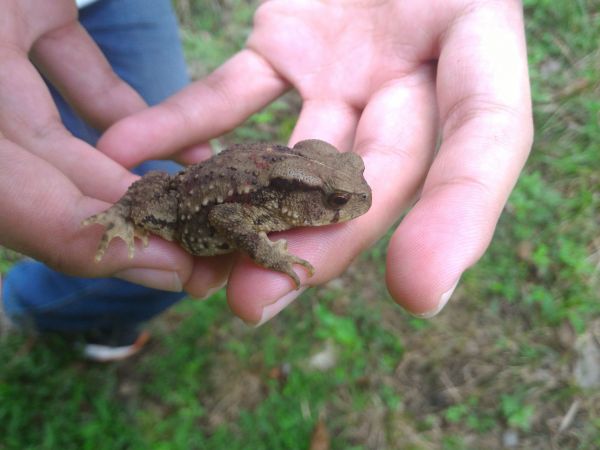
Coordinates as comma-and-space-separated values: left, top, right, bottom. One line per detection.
2, 0, 600, 449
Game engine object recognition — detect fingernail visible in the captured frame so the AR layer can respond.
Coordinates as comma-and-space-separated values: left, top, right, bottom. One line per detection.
253, 288, 306, 327
115, 269, 183, 292
412, 279, 460, 319
199, 280, 227, 300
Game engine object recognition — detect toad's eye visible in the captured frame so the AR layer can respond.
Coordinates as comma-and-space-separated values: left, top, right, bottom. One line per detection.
327, 192, 350, 208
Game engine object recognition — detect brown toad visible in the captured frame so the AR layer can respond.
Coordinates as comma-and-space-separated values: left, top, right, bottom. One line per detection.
83, 139, 372, 287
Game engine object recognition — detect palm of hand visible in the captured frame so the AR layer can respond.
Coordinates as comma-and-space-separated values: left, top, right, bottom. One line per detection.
231, 0, 531, 318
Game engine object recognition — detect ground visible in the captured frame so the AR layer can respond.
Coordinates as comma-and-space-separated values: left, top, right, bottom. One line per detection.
1, 1, 599, 449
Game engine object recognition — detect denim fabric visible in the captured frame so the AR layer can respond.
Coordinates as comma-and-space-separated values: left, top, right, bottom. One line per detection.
3, 0, 190, 332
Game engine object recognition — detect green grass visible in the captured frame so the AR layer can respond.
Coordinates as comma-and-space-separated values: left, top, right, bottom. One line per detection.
2, 1, 600, 449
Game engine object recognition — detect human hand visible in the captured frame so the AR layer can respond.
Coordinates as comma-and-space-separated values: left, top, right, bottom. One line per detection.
99, 0, 533, 323
0, 0, 228, 295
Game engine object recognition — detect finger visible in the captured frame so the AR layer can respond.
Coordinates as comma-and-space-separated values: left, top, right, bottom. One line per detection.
98, 49, 289, 167
183, 254, 233, 300
289, 99, 361, 150
225, 87, 394, 323
226, 70, 439, 324
172, 142, 215, 166
386, 4, 533, 316
0, 136, 195, 292
31, 21, 147, 130
0, 46, 137, 200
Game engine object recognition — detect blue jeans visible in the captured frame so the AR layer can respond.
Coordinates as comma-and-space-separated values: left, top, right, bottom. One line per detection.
2, 0, 189, 333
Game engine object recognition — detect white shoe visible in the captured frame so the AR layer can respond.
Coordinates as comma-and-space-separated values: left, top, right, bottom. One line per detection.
81, 330, 151, 362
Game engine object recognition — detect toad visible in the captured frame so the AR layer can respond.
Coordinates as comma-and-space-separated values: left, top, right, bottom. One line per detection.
83, 139, 372, 287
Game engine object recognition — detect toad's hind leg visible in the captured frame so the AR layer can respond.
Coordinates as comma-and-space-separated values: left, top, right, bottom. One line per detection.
82, 200, 149, 261
208, 203, 314, 289
258, 233, 315, 288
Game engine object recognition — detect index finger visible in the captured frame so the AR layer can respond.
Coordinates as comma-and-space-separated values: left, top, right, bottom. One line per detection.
98, 50, 289, 167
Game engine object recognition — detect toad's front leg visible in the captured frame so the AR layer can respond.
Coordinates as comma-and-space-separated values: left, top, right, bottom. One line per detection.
82, 198, 149, 261
208, 203, 314, 288
82, 171, 176, 261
